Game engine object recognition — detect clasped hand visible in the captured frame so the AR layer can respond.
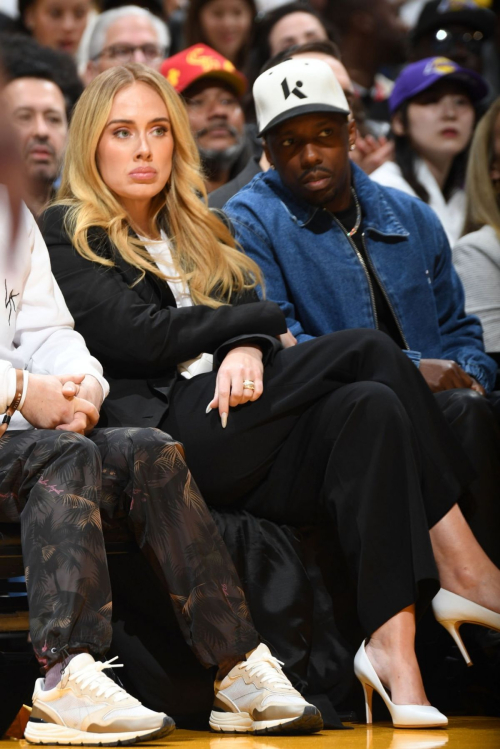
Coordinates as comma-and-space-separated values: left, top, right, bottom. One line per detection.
20, 373, 102, 434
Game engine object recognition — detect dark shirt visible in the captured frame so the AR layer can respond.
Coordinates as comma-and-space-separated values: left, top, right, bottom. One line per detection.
209, 155, 262, 210
333, 200, 405, 348
206, 125, 260, 205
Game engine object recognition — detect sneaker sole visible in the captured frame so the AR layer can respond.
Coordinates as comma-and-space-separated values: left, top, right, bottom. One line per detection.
24, 717, 175, 746
209, 707, 323, 735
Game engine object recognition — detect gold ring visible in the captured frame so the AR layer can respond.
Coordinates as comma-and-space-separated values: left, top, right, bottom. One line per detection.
242, 380, 255, 391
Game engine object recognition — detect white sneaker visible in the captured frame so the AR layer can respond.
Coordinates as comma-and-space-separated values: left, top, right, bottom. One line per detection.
24, 653, 175, 746
209, 643, 323, 735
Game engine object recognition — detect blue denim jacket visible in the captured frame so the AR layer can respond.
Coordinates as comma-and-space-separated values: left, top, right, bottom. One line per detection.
224, 162, 497, 392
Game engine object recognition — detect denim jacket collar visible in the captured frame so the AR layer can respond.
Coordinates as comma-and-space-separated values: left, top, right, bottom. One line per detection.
266, 162, 409, 239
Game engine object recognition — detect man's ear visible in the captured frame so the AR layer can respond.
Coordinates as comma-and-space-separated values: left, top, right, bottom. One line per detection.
348, 118, 357, 150
263, 140, 273, 169
391, 111, 405, 137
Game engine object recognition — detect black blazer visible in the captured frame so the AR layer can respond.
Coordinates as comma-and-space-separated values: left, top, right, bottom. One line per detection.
41, 204, 287, 428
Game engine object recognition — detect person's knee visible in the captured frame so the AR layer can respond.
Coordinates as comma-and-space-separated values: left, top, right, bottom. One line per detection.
139, 426, 175, 442
115, 427, 186, 468
332, 328, 407, 363
55, 431, 101, 467
55, 430, 97, 449
121, 426, 181, 449
449, 388, 488, 409
345, 380, 406, 422
323, 327, 391, 349
437, 388, 499, 438
438, 388, 493, 419
33, 430, 99, 461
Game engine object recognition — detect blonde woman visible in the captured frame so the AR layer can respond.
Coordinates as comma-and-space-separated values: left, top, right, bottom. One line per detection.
454, 98, 500, 376
41, 64, 500, 729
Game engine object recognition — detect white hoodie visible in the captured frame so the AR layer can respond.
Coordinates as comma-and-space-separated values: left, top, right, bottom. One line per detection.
371, 159, 465, 246
0, 186, 108, 429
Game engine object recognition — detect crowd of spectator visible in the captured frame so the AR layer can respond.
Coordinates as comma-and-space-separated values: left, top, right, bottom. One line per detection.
1, 0, 500, 745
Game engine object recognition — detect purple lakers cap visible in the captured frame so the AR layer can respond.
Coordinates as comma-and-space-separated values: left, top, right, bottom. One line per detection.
389, 56, 488, 115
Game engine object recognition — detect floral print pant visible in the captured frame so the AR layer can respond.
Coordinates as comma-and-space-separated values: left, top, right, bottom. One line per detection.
0, 427, 258, 670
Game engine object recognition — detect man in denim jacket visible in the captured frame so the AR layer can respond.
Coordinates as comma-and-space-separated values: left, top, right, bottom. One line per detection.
224, 58, 500, 560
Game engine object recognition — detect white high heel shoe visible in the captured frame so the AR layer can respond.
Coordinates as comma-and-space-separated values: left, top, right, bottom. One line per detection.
432, 588, 500, 667
353, 641, 448, 729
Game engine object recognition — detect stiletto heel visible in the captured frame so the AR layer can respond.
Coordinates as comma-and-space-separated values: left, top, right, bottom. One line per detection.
432, 589, 500, 667
354, 641, 448, 729
361, 681, 373, 724
439, 620, 472, 666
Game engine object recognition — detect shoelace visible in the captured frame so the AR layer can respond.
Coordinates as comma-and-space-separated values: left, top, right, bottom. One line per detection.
68, 657, 129, 702
241, 653, 296, 690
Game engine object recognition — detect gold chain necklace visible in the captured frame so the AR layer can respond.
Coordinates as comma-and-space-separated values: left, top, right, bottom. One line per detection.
347, 187, 362, 237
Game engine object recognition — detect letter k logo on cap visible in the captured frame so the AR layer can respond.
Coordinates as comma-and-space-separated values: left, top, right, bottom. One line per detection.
281, 78, 307, 100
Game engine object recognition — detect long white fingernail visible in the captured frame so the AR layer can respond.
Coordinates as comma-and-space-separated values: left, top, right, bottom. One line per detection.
221, 412, 228, 429
206, 402, 213, 414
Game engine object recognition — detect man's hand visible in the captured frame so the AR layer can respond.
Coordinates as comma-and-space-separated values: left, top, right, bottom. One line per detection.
208, 346, 264, 427
419, 359, 485, 395
56, 374, 103, 433
279, 329, 297, 348
351, 135, 395, 176
20, 373, 100, 434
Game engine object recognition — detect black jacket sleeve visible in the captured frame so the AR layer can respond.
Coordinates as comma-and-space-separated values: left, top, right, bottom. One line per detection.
41, 205, 287, 379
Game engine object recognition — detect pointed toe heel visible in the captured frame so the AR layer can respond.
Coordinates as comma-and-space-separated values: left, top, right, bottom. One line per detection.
354, 641, 448, 729
432, 589, 500, 667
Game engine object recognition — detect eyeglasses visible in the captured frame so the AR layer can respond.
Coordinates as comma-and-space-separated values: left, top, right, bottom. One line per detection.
431, 28, 485, 55
94, 43, 167, 63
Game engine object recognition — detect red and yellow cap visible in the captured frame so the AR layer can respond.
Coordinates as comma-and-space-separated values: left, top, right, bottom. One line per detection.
160, 44, 247, 96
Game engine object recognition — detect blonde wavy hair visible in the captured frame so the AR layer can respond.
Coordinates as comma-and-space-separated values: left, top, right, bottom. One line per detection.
464, 97, 500, 238
56, 63, 262, 307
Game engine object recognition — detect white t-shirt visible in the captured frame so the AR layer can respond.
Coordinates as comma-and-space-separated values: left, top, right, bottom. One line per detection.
142, 232, 213, 378
143, 231, 193, 308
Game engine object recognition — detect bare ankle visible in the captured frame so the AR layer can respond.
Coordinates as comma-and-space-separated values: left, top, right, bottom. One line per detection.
441, 559, 496, 595
368, 606, 417, 655
449, 564, 478, 592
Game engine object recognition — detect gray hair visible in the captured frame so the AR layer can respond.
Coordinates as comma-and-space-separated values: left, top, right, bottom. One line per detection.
87, 5, 170, 61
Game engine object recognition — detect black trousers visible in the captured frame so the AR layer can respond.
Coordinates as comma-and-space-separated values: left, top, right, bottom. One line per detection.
162, 330, 474, 637
435, 389, 500, 567
0, 428, 258, 670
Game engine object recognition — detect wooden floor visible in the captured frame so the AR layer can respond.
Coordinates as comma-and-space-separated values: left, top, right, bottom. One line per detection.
2, 718, 500, 749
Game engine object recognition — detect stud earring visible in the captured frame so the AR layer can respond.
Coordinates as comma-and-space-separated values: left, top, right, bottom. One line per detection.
349, 143, 355, 151
270, 164, 276, 170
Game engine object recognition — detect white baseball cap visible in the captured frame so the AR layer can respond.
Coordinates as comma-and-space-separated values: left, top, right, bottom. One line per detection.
254, 58, 350, 137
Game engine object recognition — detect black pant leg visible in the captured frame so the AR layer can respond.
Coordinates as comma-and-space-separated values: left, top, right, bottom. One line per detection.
241, 383, 440, 636
435, 389, 500, 567
89, 427, 259, 668
488, 389, 500, 423
0, 430, 112, 670
164, 330, 472, 521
